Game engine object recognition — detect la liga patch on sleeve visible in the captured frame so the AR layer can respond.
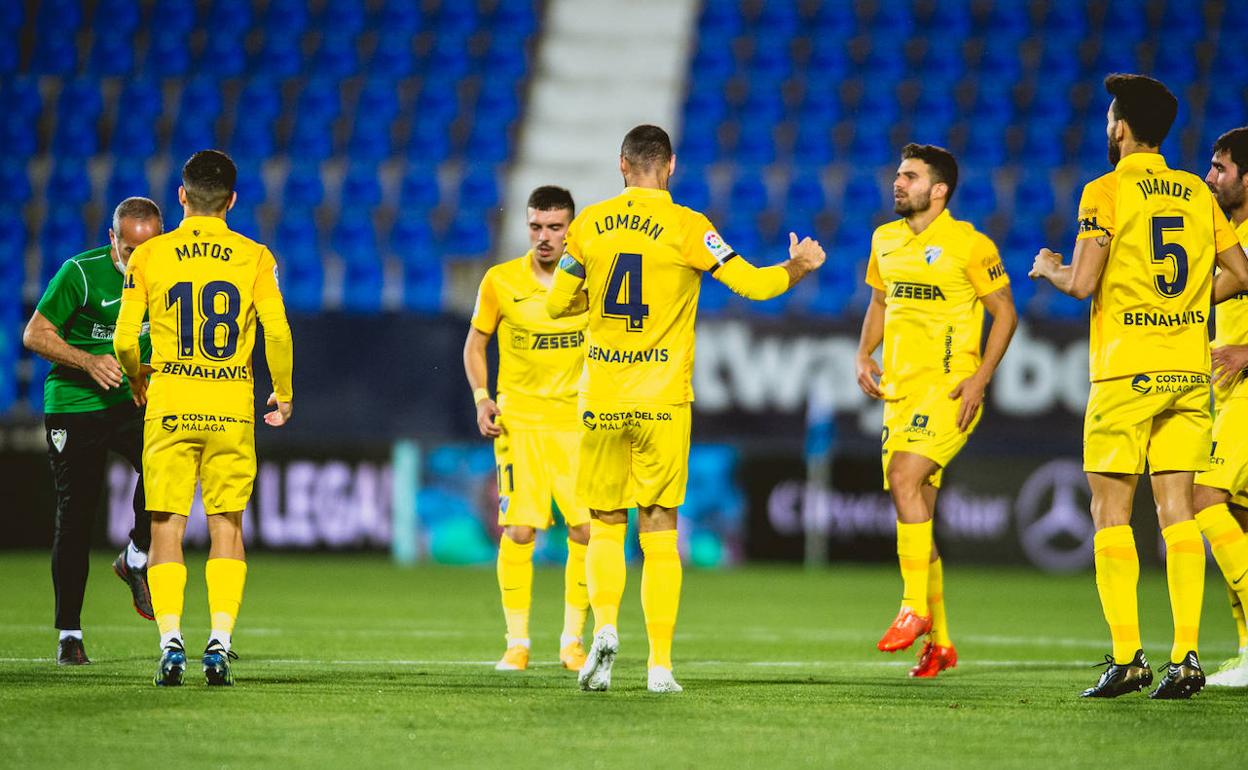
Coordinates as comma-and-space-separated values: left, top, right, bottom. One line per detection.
703, 230, 734, 263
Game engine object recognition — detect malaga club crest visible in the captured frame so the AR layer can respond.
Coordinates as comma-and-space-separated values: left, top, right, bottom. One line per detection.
924, 246, 942, 264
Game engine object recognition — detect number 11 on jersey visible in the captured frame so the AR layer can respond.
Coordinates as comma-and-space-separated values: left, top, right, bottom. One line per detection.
603, 252, 649, 331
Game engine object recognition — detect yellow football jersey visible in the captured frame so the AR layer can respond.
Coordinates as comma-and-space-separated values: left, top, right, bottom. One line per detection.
865, 209, 1009, 400
1214, 218, 1248, 401
1076, 152, 1237, 382
118, 215, 288, 420
472, 252, 587, 427
559, 187, 731, 404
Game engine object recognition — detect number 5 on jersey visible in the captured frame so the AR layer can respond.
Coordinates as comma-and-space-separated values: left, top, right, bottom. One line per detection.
603, 252, 648, 331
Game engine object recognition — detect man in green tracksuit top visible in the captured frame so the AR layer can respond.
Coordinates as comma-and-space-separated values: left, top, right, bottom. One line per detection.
22, 197, 162, 665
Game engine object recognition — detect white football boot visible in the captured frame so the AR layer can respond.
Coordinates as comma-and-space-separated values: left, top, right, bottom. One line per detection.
647, 666, 683, 693
578, 625, 619, 691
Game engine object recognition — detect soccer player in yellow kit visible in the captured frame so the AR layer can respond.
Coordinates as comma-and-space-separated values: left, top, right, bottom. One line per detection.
855, 144, 1017, 678
1197, 127, 1248, 687
464, 185, 593, 672
547, 125, 825, 693
115, 150, 294, 687
1031, 75, 1248, 699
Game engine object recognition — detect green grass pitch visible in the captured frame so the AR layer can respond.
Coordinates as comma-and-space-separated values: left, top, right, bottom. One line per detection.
1, 552, 1245, 768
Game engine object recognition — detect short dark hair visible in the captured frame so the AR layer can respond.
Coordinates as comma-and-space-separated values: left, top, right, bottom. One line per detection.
1105, 73, 1177, 147
1213, 127, 1248, 177
112, 196, 162, 233
181, 149, 237, 213
527, 185, 575, 214
901, 143, 959, 199
621, 125, 673, 171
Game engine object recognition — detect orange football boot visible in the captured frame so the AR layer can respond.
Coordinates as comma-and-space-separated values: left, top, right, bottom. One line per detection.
909, 641, 958, 677
877, 607, 933, 652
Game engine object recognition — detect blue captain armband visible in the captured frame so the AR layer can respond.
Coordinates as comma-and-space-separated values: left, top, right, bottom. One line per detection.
558, 254, 586, 279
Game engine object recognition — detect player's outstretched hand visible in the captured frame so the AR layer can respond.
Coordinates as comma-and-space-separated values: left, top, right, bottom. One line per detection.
126, 364, 154, 406
87, 353, 124, 390
1212, 344, 1248, 386
477, 398, 502, 438
949, 373, 987, 432
789, 232, 826, 273
264, 392, 292, 427
855, 352, 884, 400
1028, 248, 1062, 280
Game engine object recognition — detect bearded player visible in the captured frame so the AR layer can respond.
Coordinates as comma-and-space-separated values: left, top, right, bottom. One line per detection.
855, 143, 1017, 678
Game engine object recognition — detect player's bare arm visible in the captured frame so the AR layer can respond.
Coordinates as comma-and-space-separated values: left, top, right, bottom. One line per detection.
462, 326, 501, 438
1211, 343, 1248, 387
781, 232, 827, 286
855, 288, 885, 400
1213, 241, 1248, 303
23, 310, 124, 390
949, 284, 1018, 432
1028, 235, 1110, 299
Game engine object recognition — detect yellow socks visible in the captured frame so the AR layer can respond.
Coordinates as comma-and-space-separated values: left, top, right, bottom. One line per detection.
205, 558, 247, 650
1162, 519, 1204, 663
1228, 582, 1248, 650
1196, 503, 1248, 600
496, 535, 534, 645
587, 519, 627, 633
640, 530, 682, 670
896, 520, 933, 616
148, 561, 187, 648
928, 557, 952, 647
1093, 525, 1141, 664
562, 539, 589, 642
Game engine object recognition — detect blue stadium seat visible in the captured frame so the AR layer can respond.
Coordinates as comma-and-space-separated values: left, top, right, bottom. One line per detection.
372, 29, 417, 78
406, 120, 453, 166
106, 160, 150, 211
0, 159, 32, 205
143, 26, 192, 77
358, 78, 400, 123
178, 77, 224, 125
118, 77, 163, 124
33, 22, 81, 75
335, 212, 384, 313
734, 127, 777, 166
196, 29, 247, 78
671, 171, 710, 212
389, 217, 437, 265
963, 119, 1009, 167
376, 0, 423, 33
441, 210, 492, 260
792, 122, 835, 166
462, 122, 513, 164
59, 78, 103, 122
690, 45, 735, 83
0, 222, 27, 287
786, 172, 826, 215
232, 162, 266, 210
284, 162, 325, 208
1013, 170, 1056, 222
341, 164, 383, 209
52, 113, 99, 159
47, 159, 91, 206
311, 30, 360, 79
41, 205, 88, 283
727, 173, 769, 213
89, 26, 137, 76
205, 0, 253, 38
319, 2, 366, 36
255, 27, 304, 79
265, 0, 310, 36
229, 204, 261, 241
458, 166, 500, 212
274, 218, 324, 312
111, 114, 159, 159
399, 165, 441, 211
390, 218, 442, 311
955, 173, 996, 224
347, 114, 394, 162
170, 119, 218, 165
3, 76, 42, 121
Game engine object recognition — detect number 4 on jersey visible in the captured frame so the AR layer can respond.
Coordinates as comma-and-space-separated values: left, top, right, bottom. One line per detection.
603, 252, 649, 331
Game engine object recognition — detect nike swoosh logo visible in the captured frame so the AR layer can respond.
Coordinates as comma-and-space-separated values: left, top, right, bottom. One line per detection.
101, 298, 121, 307
1233, 568, 1248, 586
906, 437, 922, 442
512, 294, 539, 303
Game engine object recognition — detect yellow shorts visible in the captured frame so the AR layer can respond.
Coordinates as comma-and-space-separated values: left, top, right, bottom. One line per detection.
1083, 372, 1211, 475
881, 378, 981, 490
1196, 396, 1248, 504
576, 399, 691, 511
143, 413, 256, 516
493, 421, 588, 529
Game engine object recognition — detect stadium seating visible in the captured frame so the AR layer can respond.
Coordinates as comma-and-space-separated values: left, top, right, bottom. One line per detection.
1, 0, 1239, 394
679, 0, 1232, 316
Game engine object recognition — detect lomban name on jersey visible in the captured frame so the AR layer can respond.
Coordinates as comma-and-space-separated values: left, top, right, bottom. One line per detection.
160, 362, 251, 379
175, 242, 234, 261
1135, 177, 1193, 201
587, 344, 670, 363
891, 281, 946, 300
593, 213, 664, 240
1122, 310, 1206, 327
531, 330, 585, 350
